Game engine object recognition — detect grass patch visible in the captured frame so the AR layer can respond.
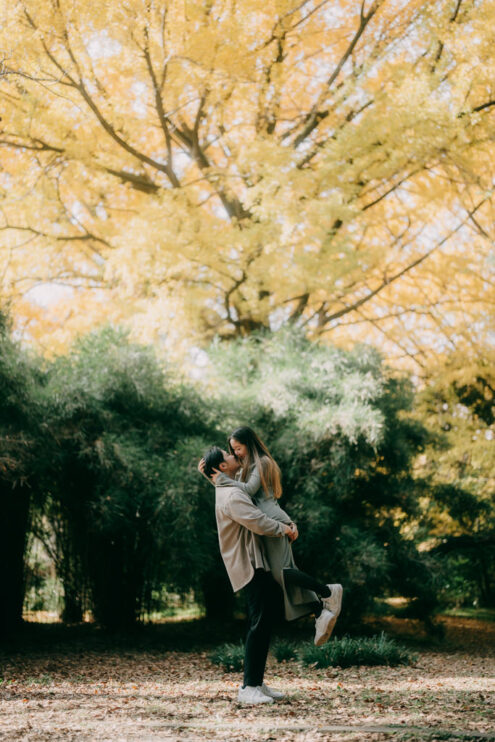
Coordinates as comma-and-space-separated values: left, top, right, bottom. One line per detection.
25, 674, 54, 686
441, 607, 495, 622
209, 641, 244, 672
211, 633, 416, 671
300, 633, 416, 668
271, 639, 299, 662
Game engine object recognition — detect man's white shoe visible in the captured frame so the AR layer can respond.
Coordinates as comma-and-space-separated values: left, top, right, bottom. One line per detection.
237, 685, 274, 704
323, 583, 343, 619
314, 607, 337, 646
259, 682, 284, 700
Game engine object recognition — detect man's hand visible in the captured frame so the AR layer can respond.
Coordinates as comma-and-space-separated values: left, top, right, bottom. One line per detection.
288, 522, 298, 542
284, 522, 298, 542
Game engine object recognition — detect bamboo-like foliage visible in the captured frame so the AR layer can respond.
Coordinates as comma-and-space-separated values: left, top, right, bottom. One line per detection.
35, 327, 219, 628
0, 310, 40, 633
414, 354, 495, 607
208, 328, 437, 623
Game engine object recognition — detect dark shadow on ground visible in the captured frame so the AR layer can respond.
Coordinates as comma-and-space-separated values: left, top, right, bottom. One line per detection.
1, 613, 494, 659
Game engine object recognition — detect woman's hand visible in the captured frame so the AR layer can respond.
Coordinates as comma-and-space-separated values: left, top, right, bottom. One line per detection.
199, 459, 221, 483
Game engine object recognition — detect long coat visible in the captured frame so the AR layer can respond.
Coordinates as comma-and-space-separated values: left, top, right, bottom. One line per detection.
216, 465, 318, 621
214, 483, 287, 593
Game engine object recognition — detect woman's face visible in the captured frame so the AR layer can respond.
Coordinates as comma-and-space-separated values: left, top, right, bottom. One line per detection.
230, 438, 248, 460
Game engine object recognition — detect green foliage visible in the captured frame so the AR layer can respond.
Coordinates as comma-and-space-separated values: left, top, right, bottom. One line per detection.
271, 639, 299, 662
23, 545, 62, 615
209, 328, 435, 626
414, 359, 495, 608
0, 308, 42, 633
0, 309, 40, 480
299, 634, 416, 669
436, 554, 482, 609
209, 641, 244, 673
2, 314, 488, 630
35, 326, 219, 628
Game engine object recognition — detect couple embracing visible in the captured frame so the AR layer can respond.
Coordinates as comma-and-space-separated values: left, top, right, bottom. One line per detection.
200, 426, 343, 705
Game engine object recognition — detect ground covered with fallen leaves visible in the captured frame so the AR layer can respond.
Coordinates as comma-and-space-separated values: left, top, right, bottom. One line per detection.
1, 616, 494, 741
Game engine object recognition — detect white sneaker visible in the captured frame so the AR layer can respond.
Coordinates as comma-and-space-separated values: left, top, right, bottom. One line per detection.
314, 608, 337, 646
237, 685, 274, 704
259, 682, 284, 700
323, 583, 343, 619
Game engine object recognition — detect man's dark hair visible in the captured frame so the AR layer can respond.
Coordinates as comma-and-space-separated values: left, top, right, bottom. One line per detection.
204, 446, 225, 478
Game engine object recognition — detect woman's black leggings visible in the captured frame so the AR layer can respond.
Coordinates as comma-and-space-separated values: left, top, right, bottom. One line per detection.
283, 568, 331, 616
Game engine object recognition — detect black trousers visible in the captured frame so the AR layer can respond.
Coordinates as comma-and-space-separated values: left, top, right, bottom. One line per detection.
283, 568, 330, 597
242, 569, 279, 688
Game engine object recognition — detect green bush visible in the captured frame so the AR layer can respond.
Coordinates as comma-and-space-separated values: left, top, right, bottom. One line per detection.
299, 633, 416, 668
0, 309, 42, 634
209, 641, 244, 672
35, 327, 219, 628
208, 328, 437, 628
271, 639, 299, 662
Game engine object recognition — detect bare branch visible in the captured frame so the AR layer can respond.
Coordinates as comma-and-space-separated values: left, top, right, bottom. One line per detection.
24, 10, 181, 188
316, 196, 489, 327
104, 168, 160, 194
0, 136, 64, 153
0, 223, 112, 251
287, 293, 310, 323
432, 0, 464, 70
470, 100, 495, 115
291, 0, 384, 148
142, 31, 180, 186
361, 168, 424, 212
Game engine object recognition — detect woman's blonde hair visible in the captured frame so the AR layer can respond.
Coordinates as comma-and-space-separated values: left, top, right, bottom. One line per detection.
228, 426, 282, 499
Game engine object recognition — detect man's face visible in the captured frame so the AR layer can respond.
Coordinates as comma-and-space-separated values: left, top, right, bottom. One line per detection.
220, 449, 240, 477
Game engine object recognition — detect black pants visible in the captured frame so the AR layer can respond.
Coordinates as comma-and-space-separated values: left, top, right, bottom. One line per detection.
283, 568, 330, 598
243, 569, 279, 688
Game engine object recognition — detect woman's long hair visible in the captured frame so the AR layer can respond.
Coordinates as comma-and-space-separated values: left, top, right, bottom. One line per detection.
228, 426, 282, 499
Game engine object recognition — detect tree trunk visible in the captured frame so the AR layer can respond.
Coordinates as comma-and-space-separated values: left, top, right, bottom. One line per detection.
0, 483, 30, 634
478, 548, 495, 608
61, 583, 84, 623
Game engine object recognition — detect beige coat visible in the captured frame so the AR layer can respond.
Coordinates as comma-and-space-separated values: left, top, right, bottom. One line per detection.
215, 483, 287, 593
216, 467, 318, 619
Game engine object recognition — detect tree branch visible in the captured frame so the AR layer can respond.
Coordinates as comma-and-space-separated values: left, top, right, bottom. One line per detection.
432, 0, 464, 71
291, 0, 384, 148
142, 32, 180, 186
104, 168, 160, 194
316, 196, 489, 326
0, 223, 112, 251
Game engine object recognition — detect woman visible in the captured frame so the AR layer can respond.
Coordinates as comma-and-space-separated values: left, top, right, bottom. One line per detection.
206, 426, 343, 644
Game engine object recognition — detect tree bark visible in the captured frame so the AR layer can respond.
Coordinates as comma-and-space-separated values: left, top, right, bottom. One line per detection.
0, 483, 30, 634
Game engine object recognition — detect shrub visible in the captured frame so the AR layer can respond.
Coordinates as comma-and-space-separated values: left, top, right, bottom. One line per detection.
300, 633, 416, 668
209, 641, 244, 672
36, 327, 218, 628
0, 309, 42, 634
271, 639, 299, 662
208, 328, 436, 629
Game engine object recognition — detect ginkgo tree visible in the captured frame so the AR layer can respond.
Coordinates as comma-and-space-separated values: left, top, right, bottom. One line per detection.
1, 0, 494, 367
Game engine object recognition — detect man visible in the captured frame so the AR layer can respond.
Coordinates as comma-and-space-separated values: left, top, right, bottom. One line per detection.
202, 446, 338, 705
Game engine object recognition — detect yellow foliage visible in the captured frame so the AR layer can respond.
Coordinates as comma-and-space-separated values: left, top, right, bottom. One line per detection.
0, 0, 494, 370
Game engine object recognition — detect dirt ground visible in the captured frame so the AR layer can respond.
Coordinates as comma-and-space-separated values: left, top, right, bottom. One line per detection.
1, 617, 494, 742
